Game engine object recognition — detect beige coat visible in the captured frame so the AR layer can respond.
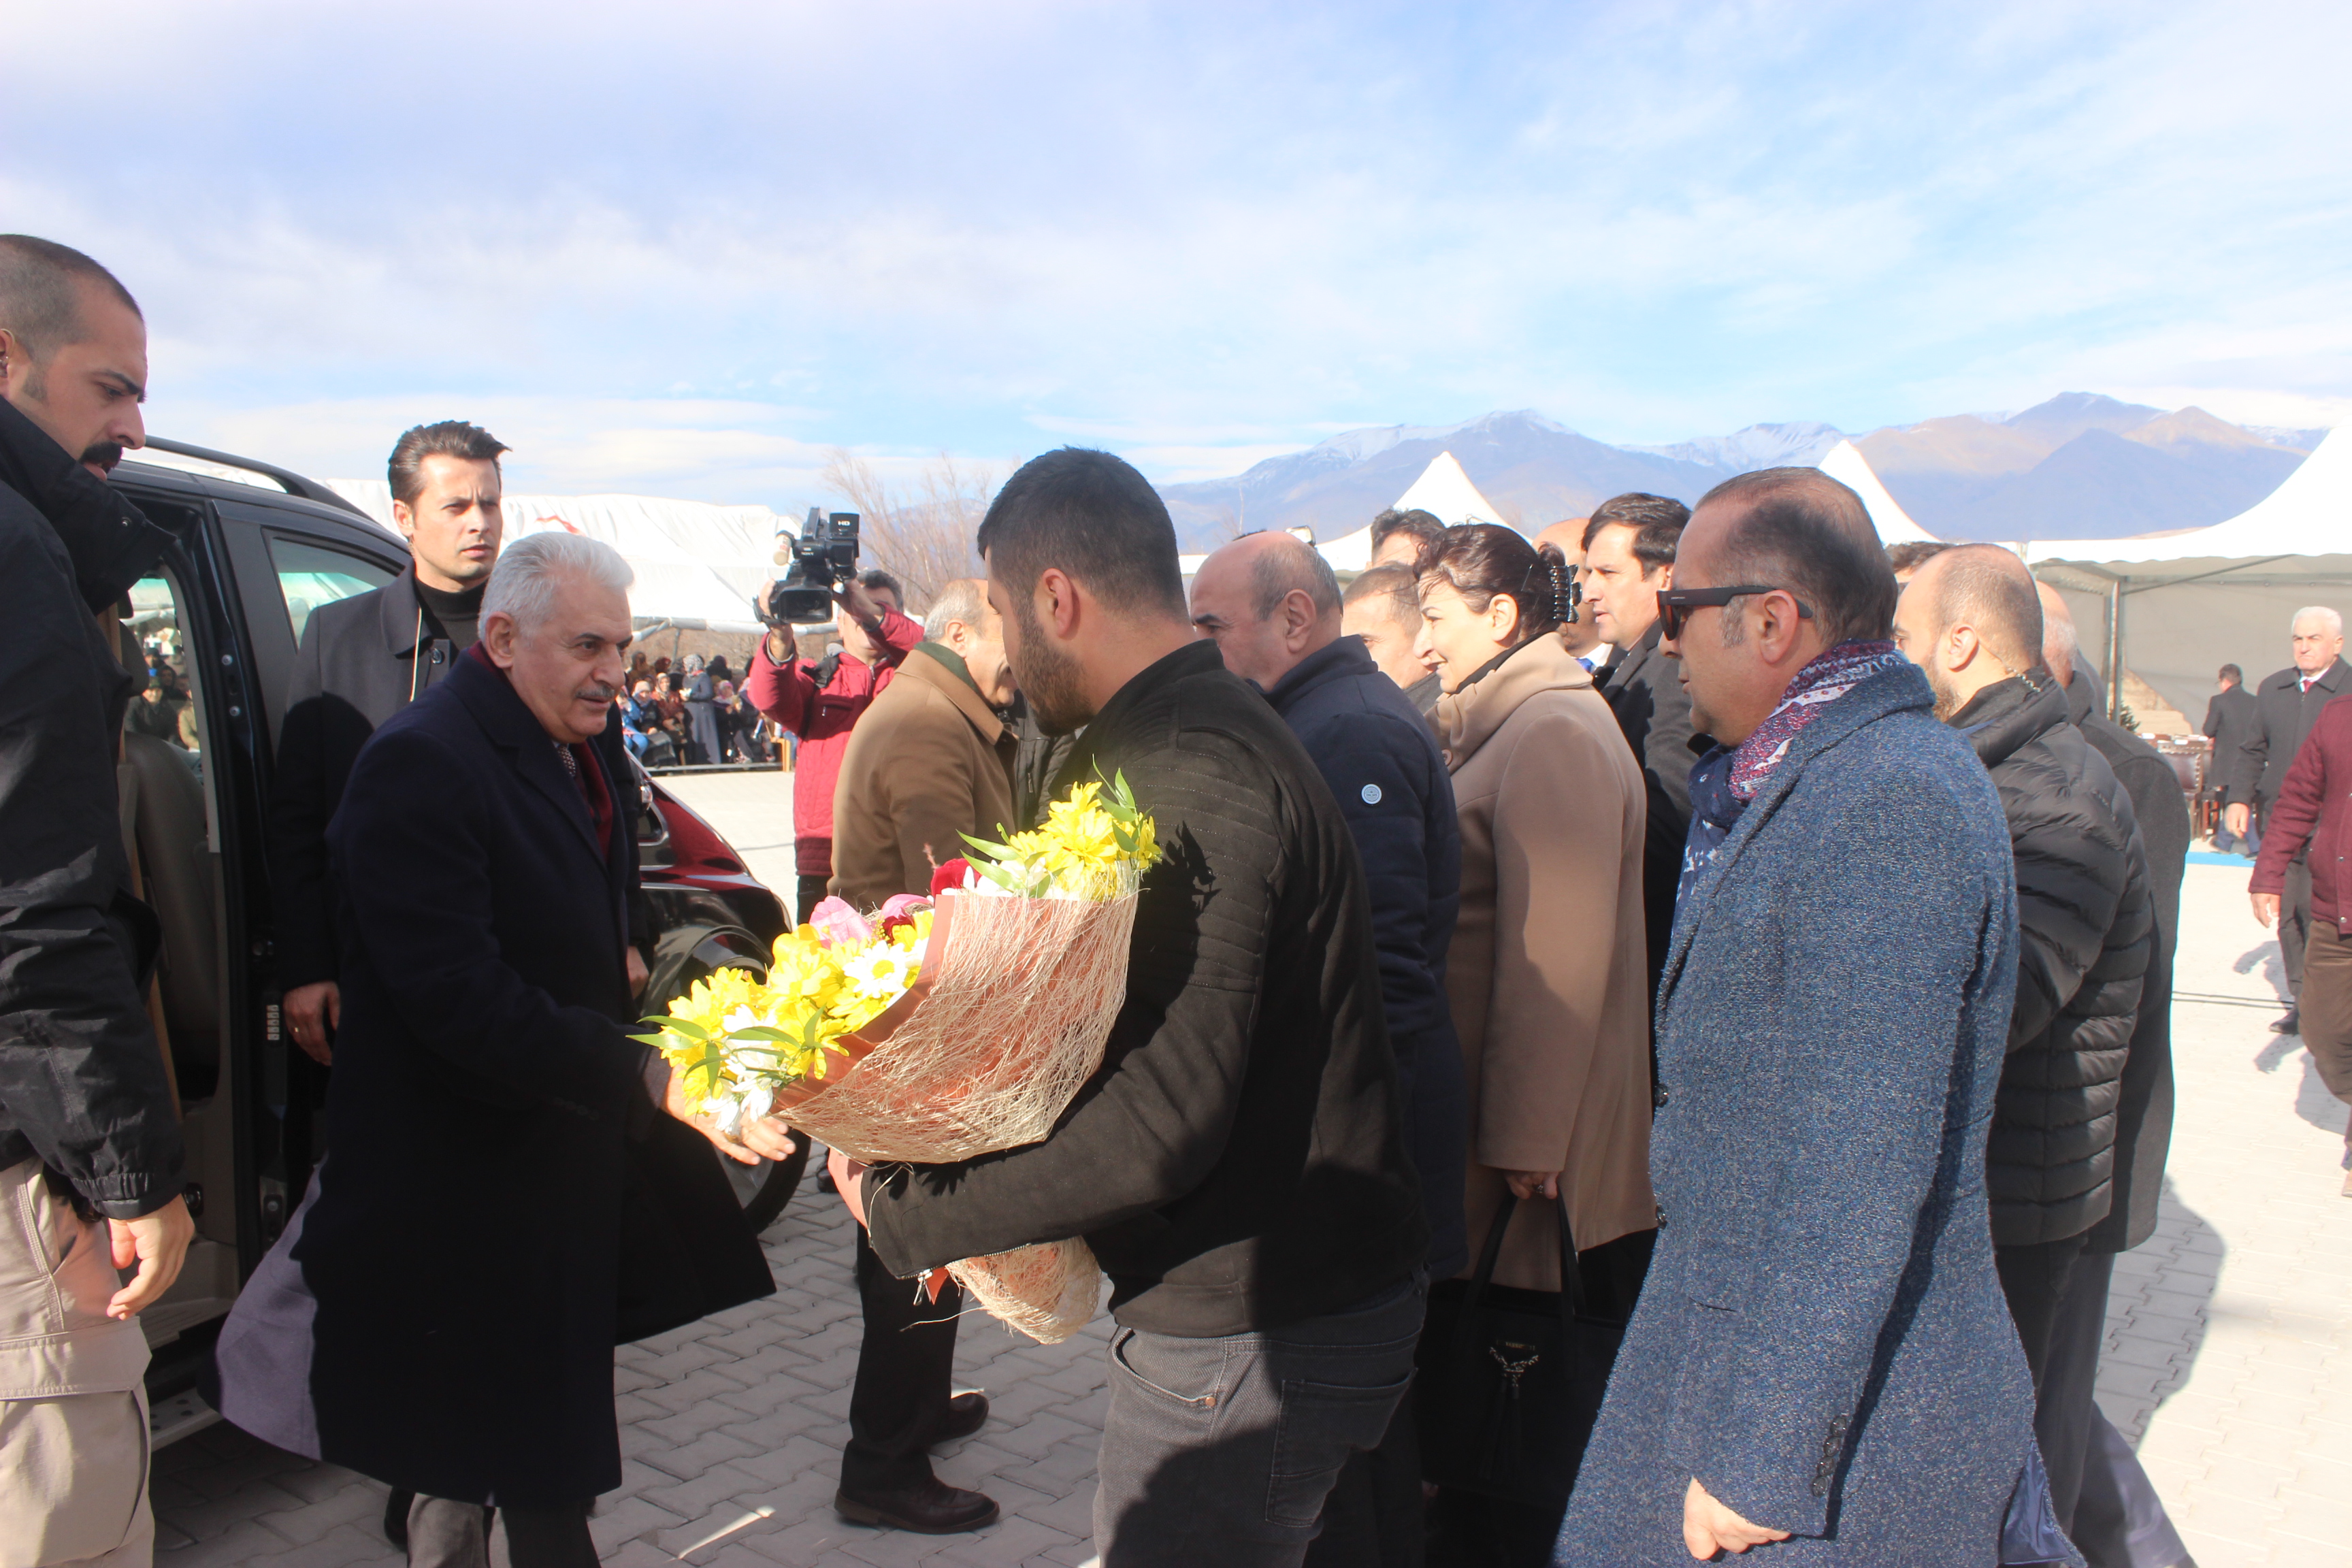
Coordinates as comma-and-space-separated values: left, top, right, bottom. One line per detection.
1435, 636, 1656, 1290
829, 645, 1017, 908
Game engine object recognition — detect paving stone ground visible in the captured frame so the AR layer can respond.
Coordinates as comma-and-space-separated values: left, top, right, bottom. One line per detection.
147, 773, 2351, 1566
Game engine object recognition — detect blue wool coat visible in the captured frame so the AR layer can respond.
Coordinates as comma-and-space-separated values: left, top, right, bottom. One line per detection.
1556, 662, 2054, 1566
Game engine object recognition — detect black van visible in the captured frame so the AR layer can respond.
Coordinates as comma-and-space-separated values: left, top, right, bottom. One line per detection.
104, 440, 805, 1433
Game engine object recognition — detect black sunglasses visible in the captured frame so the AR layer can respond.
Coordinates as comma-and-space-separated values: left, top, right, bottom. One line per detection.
1656, 585, 1816, 641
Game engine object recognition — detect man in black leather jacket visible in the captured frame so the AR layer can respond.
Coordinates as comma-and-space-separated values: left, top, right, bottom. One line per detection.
847, 449, 1428, 1568
0, 232, 192, 1563
1896, 545, 2151, 1502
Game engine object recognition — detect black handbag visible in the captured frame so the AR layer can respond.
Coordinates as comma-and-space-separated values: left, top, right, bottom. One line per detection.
1414, 1194, 1627, 1508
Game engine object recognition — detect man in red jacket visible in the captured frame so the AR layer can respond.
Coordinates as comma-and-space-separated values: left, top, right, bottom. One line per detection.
2250, 691, 2352, 1198
745, 569, 920, 920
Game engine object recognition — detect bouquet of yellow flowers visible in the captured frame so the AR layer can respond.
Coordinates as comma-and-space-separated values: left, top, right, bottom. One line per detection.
636, 774, 1158, 1341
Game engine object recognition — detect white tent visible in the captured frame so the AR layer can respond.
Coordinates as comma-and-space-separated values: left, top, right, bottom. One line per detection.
2027, 423, 2352, 567
328, 480, 792, 633
1307, 450, 1514, 574
2023, 424, 2352, 719
1816, 440, 1940, 545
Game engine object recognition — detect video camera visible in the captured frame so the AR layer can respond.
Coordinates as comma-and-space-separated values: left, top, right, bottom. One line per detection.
764, 506, 862, 624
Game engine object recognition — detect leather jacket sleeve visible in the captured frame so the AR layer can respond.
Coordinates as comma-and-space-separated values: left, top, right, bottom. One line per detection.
0, 497, 184, 1217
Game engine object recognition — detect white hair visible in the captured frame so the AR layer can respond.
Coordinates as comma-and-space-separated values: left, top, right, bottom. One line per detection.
2291, 606, 2344, 638
924, 578, 990, 640
2044, 610, 2080, 681
482, 532, 634, 632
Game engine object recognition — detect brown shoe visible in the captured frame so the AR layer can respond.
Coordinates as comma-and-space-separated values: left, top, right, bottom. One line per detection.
835, 1478, 999, 1534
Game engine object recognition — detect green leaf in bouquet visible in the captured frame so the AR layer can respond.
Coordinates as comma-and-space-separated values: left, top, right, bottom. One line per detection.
652, 1015, 712, 1041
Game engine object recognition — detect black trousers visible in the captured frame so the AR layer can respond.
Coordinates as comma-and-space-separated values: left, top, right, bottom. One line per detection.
2038, 1250, 2193, 1566
843, 1223, 964, 1492
1997, 1231, 2090, 1390
797, 874, 830, 925
2282, 855, 2313, 997
407, 1495, 595, 1568
1304, 1396, 1424, 1568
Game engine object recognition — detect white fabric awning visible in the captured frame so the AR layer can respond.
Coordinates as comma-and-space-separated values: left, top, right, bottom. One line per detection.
1815, 440, 1940, 545
327, 480, 794, 633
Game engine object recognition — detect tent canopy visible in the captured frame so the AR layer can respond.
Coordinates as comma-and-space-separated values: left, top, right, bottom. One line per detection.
329, 479, 791, 633
1309, 451, 1513, 573
2026, 424, 2351, 720
1817, 440, 1940, 546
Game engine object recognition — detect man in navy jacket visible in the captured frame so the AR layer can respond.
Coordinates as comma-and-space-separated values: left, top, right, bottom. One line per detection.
1190, 531, 1467, 1274
1190, 529, 1464, 1568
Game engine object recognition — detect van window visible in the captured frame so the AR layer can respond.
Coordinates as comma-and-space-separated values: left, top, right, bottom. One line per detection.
267, 536, 397, 645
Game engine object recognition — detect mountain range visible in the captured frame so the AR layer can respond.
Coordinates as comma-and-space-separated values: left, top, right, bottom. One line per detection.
1155, 395, 2324, 552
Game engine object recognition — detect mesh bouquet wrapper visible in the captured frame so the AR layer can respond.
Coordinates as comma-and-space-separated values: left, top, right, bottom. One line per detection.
640, 776, 1156, 1343
774, 886, 1135, 1341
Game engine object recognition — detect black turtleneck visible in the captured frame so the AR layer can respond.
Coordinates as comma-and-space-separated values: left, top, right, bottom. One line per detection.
414, 577, 486, 652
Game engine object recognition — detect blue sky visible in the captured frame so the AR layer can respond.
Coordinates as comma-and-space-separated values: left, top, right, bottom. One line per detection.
8, 0, 2346, 508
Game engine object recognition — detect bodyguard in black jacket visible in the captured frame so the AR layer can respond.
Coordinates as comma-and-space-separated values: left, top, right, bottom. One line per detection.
1897, 549, 2151, 1365
858, 449, 1426, 1567
1584, 493, 1697, 995
0, 389, 184, 1222
272, 419, 517, 1063
0, 242, 193, 1249
1, 235, 195, 1556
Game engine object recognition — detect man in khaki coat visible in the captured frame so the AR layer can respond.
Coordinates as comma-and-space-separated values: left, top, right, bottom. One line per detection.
822, 578, 1020, 1534
830, 580, 1020, 909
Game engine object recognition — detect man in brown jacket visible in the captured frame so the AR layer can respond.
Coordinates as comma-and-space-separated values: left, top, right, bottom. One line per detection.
823, 578, 1019, 1535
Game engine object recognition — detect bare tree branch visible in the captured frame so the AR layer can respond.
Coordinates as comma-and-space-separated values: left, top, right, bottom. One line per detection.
816, 447, 1004, 612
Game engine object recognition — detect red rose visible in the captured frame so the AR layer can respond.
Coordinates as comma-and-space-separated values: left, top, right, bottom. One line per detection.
929, 858, 972, 898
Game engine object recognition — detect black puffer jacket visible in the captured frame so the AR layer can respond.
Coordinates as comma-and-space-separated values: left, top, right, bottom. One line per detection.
1953, 675, 2152, 1247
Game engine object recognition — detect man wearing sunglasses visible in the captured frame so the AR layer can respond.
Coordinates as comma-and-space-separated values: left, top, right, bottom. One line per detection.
1560, 469, 2041, 1566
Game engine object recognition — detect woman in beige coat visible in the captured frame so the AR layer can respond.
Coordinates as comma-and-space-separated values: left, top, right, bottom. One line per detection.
1414, 524, 1659, 1559
1417, 523, 1656, 1281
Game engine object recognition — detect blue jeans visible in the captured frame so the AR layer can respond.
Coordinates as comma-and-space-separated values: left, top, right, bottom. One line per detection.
1093, 1277, 1425, 1568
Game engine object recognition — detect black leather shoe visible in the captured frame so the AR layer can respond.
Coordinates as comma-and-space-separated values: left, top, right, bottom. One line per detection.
835, 1478, 999, 1534
930, 1392, 990, 1447
2272, 1009, 2301, 1035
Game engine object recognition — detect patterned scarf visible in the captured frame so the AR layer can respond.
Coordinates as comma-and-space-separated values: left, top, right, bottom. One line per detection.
1675, 639, 1907, 912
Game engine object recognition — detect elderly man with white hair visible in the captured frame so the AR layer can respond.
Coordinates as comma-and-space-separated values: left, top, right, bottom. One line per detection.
2227, 604, 2351, 1035
212, 533, 787, 1568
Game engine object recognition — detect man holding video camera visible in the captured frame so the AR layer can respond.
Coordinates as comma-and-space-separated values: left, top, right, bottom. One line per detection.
745, 523, 921, 921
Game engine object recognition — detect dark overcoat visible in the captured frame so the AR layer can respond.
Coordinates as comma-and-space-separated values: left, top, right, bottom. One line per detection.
211, 652, 767, 1505
1264, 635, 1469, 1276
270, 564, 465, 993
2232, 656, 2352, 808
1597, 622, 1696, 997
1558, 662, 2050, 1566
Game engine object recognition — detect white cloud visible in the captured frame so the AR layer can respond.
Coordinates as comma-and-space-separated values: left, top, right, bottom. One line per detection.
7, 0, 2344, 489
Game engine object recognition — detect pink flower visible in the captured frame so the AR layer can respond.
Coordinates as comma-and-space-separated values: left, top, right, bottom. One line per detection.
878, 894, 932, 922
807, 896, 874, 949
